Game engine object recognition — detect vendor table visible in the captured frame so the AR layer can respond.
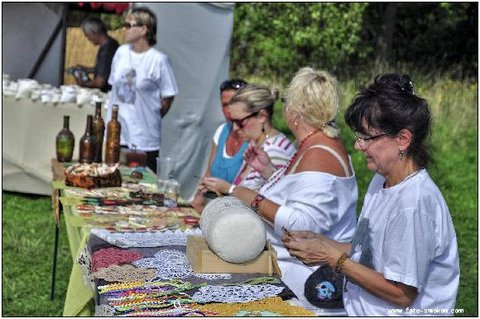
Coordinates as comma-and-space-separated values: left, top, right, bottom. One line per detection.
50, 160, 201, 315
4, 96, 94, 195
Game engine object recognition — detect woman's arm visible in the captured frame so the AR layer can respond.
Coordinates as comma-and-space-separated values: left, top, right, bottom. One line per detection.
161, 96, 175, 117
285, 235, 417, 308
342, 259, 418, 308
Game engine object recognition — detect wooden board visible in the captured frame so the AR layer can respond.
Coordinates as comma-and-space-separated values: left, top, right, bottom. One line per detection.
186, 235, 282, 276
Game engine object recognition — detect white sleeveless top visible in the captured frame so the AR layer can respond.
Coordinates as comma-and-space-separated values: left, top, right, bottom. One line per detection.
259, 144, 358, 312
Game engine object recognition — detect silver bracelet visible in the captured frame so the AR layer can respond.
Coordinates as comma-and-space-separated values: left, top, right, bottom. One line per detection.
228, 184, 237, 195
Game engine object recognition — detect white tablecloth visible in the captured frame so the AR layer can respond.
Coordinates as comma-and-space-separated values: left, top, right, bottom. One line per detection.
3, 95, 95, 195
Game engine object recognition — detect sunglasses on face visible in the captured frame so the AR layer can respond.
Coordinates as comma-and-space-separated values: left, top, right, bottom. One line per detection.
220, 79, 247, 91
231, 111, 259, 129
123, 21, 143, 29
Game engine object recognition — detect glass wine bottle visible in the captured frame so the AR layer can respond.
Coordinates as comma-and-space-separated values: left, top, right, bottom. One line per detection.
105, 105, 121, 165
92, 102, 105, 163
56, 115, 75, 162
79, 114, 98, 164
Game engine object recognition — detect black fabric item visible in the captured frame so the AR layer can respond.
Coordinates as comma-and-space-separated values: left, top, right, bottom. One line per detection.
304, 265, 344, 309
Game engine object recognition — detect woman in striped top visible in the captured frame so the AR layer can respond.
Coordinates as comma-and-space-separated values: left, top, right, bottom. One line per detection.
199, 83, 295, 193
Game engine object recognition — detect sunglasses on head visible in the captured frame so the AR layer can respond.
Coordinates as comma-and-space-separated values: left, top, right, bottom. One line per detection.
123, 21, 143, 29
220, 79, 247, 91
231, 111, 259, 129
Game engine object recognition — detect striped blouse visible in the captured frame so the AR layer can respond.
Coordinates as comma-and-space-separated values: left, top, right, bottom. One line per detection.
233, 132, 296, 191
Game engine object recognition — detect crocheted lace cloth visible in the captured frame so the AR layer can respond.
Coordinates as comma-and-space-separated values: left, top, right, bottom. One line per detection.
77, 245, 95, 290
93, 264, 157, 282
91, 228, 202, 248
92, 247, 143, 272
192, 284, 284, 303
132, 248, 232, 280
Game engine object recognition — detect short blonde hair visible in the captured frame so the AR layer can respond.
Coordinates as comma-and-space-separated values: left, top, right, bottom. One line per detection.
127, 7, 157, 46
229, 84, 276, 119
285, 67, 341, 138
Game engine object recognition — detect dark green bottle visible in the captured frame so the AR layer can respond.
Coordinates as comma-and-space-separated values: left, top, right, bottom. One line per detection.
56, 115, 75, 162
79, 115, 98, 164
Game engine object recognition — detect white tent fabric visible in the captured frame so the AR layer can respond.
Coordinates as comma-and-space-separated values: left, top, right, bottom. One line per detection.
139, 3, 234, 200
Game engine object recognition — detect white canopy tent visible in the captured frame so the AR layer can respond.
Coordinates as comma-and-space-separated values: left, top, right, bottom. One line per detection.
2, 3, 234, 200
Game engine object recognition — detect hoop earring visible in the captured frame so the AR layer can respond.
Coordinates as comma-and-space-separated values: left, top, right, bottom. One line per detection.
399, 149, 405, 159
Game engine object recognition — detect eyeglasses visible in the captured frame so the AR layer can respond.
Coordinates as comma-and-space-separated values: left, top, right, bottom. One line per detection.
123, 22, 143, 29
220, 79, 247, 91
231, 111, 259, 129
354, 132, 389, 147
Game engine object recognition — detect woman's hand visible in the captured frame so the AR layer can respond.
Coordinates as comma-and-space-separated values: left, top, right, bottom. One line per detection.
244, 141, 272, 176
202, 177, 231, 195
282, 231, 343, 267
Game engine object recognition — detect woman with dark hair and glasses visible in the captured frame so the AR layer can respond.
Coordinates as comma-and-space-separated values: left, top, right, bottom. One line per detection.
202, 68, 357, 315
199, 84, 295, 195
283, 73, 459, 315
191, 79, 248, 211
106, 6, 178, 172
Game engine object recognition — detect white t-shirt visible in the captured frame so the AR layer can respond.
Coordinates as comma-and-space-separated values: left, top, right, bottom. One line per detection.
260, 154, 358, 311
107, 44, 178, 151
344, 169, 460, 316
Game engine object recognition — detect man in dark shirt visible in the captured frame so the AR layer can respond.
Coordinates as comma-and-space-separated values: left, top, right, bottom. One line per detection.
75, 17, 119, 92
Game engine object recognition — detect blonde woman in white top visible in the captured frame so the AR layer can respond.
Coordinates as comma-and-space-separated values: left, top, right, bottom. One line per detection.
202, 68, 358, 314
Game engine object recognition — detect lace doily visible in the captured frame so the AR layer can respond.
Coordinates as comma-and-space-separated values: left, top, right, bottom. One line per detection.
192, 284, 284, 303
93, 264, 157, 282
92, 247, 143, 272
95, 304, 115, 316
194, 296, 316, 316
91, 228, 202, 248
132, 249, 231, 280
76, 245, 95, 290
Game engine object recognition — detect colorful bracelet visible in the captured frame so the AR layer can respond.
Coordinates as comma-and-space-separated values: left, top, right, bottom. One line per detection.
250, 194, 266, 213
334, 252, 348, 273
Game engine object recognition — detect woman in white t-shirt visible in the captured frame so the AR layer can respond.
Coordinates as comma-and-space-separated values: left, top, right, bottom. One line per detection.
106, 7, 178, 172
283, 73, 460, 316
202, 69, 358, 315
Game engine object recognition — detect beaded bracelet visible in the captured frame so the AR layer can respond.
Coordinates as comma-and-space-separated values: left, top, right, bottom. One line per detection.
250, 194, 266, 213
334, 252, 348, 273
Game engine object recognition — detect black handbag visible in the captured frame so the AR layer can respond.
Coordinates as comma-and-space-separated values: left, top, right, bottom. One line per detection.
304, 264, 344, 309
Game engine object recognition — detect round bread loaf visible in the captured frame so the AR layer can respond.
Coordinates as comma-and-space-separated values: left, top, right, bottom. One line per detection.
200, 196, 266, 263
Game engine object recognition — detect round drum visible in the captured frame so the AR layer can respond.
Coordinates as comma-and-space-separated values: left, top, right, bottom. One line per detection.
200, 196, 266, 263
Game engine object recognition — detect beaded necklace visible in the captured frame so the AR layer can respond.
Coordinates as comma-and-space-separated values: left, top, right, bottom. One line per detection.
262, 129, 319, 192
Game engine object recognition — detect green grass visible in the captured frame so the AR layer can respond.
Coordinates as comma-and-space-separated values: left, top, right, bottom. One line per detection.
2, 193, 73, 316
2, 76, 477, 316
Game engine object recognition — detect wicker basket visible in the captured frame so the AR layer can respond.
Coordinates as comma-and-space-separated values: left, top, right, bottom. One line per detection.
65, 166, 122, 189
